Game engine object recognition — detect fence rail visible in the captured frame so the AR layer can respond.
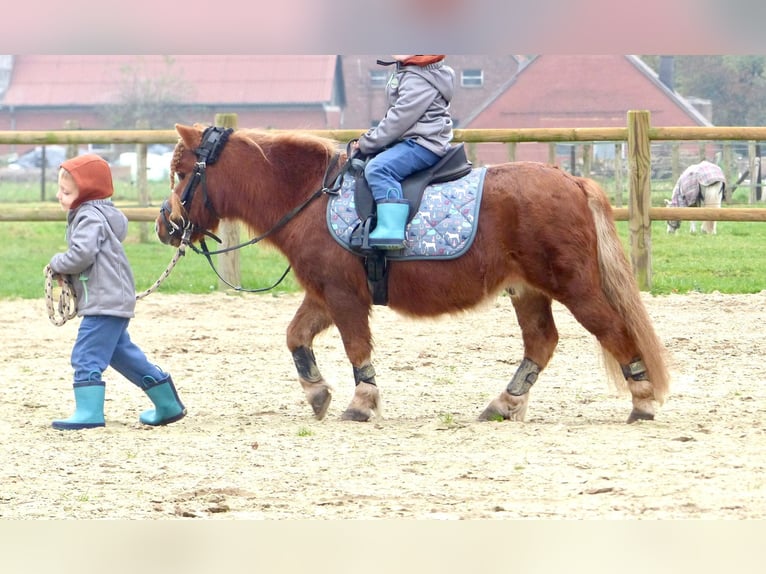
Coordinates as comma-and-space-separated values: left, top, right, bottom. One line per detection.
4, 206, 765, 224
2, 111, 765, 289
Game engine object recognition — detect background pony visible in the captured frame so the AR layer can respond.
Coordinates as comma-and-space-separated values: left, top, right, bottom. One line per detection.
666, 160, 726, 234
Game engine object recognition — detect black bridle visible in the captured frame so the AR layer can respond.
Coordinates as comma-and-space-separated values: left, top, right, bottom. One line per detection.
159, 125, 232, 242
159, 125, 345, 293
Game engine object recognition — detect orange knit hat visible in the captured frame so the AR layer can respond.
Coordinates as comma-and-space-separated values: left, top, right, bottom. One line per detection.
60, 154, 114, 210
396, 55, 445, 66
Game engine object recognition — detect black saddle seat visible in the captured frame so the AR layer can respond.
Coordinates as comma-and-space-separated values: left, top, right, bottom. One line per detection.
353, 143, 473, 223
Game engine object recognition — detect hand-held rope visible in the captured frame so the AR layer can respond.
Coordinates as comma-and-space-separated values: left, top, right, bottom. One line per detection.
44, 265, 77, 326
44, 245, 187, 326
135, 244, 187, 299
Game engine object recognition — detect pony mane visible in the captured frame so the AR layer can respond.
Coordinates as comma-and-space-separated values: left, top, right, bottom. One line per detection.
169, 128, 339, 189
169, 137, 185, 189
236, 128, 339, 158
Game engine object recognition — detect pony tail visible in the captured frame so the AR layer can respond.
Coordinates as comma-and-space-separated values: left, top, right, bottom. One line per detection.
581, 178, 671, 404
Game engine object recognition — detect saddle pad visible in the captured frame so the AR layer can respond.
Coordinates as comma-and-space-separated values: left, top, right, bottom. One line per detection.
327, 167, 487, 260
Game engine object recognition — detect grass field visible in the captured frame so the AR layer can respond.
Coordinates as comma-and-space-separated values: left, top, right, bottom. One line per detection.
1, 178, 765, 298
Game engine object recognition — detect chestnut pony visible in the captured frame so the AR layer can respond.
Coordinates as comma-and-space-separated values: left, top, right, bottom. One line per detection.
156, 124, 669, 424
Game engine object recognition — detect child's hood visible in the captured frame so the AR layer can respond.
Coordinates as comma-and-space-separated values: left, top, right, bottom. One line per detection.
61, 154, 114, 210
405, 63, 454, 103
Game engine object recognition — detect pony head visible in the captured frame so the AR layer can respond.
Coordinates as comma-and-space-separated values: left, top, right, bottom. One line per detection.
156, 123, 226, 247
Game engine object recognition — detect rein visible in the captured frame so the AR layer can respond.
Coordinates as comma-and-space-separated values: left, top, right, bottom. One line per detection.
164, 127, 346, 293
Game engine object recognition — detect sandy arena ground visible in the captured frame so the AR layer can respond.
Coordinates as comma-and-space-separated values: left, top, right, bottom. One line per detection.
1, 290, 765, 519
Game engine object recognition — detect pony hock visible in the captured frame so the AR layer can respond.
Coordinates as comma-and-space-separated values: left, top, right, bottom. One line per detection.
157, 123, 670, 424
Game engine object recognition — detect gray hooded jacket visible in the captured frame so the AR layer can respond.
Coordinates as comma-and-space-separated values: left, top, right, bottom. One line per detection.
358, 61, 455, 157
49, 200, 136, 318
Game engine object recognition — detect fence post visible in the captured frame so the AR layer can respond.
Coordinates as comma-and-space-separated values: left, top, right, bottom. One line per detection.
466, 142, 477, 164
64, 120, 79, 159
506, 142, 516, 162
722, 143, 734, 201
135, 119, 150, 243
627, 110, 652, 290
614, 143, 623, 208
748, 142, 756, 204
214, 113, 240, 290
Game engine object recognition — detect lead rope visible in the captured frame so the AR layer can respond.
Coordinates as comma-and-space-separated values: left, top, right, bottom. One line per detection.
44, 244, 187, 326
43, 265, 77, 326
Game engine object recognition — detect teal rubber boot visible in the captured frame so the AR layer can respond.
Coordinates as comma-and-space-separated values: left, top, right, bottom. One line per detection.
369, 199, 410, 250
140, 376, 186, 426
52, 382, 106, 430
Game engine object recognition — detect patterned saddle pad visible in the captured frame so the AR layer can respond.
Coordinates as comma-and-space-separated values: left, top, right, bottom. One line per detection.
327, 167, 487, 261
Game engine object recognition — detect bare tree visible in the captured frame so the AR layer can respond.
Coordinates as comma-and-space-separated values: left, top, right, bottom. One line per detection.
101, 56, 199, 129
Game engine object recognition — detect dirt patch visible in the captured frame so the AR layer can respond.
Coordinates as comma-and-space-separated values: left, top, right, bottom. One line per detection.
1, 290, 765, 518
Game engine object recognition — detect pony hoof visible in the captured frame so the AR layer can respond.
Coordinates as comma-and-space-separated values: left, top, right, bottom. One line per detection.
478, 403, 507, 422
340, 408, 371, 422
477, 393, 528, 422
304, 384, 333, 420
626, 408, 655, 424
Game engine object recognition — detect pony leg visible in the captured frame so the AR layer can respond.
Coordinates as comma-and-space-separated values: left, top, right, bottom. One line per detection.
478, 287, 558, 422
286, 294, 336, 420
340, 363, 380, 422
322, 299, 378, 422
701, 181, 723, 234
621, 358, 656, 423
563, 294, 663, 423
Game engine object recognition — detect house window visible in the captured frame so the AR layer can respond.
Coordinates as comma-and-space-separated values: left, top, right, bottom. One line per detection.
461, 69, 484, 88
369, 70, 387, 87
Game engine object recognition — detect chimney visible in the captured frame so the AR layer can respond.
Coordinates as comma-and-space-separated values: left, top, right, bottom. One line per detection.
659, 56, 674, 91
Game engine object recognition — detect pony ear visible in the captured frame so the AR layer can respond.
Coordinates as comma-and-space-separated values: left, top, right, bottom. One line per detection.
175, 123, 201, 150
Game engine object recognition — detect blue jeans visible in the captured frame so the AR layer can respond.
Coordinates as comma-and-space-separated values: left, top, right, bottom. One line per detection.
71, 315, 167, 389
364, 139, 440, 202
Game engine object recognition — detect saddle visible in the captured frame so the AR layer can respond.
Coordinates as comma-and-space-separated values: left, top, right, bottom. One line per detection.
340, 143, 472, 306
349, 143, 473, 227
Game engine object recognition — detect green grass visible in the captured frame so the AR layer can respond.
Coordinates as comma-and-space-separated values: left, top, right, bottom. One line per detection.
2, 215, 300, 300
615, 220, 766, 294
2, 185, 765, 298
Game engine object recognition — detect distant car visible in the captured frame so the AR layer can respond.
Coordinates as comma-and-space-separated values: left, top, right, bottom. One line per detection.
7, 145, 68, 170
117, 150, 175, 183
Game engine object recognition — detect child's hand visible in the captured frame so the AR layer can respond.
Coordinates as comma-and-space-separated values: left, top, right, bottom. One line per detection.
44, 264, 64, 286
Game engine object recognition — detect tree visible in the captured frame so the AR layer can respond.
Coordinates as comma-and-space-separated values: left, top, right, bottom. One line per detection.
643, 55, 766, 126
100, 56, 199, 129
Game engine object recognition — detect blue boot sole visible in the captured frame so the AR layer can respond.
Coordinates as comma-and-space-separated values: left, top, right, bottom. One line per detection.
52, 420, 105, 430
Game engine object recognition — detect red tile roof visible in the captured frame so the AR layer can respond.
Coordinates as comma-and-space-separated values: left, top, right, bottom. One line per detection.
2, 55, 338, 107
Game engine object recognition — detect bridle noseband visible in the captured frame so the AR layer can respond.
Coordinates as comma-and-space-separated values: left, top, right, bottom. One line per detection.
159, 125, 233, 241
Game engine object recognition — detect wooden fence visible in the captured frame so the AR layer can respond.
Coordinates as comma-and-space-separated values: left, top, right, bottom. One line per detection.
2, 110, 766, 290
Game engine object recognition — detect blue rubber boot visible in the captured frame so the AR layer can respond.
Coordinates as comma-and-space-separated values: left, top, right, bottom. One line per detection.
52, 382, 106, 430
369, 199, 410, 250
140, 375, 186, 426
